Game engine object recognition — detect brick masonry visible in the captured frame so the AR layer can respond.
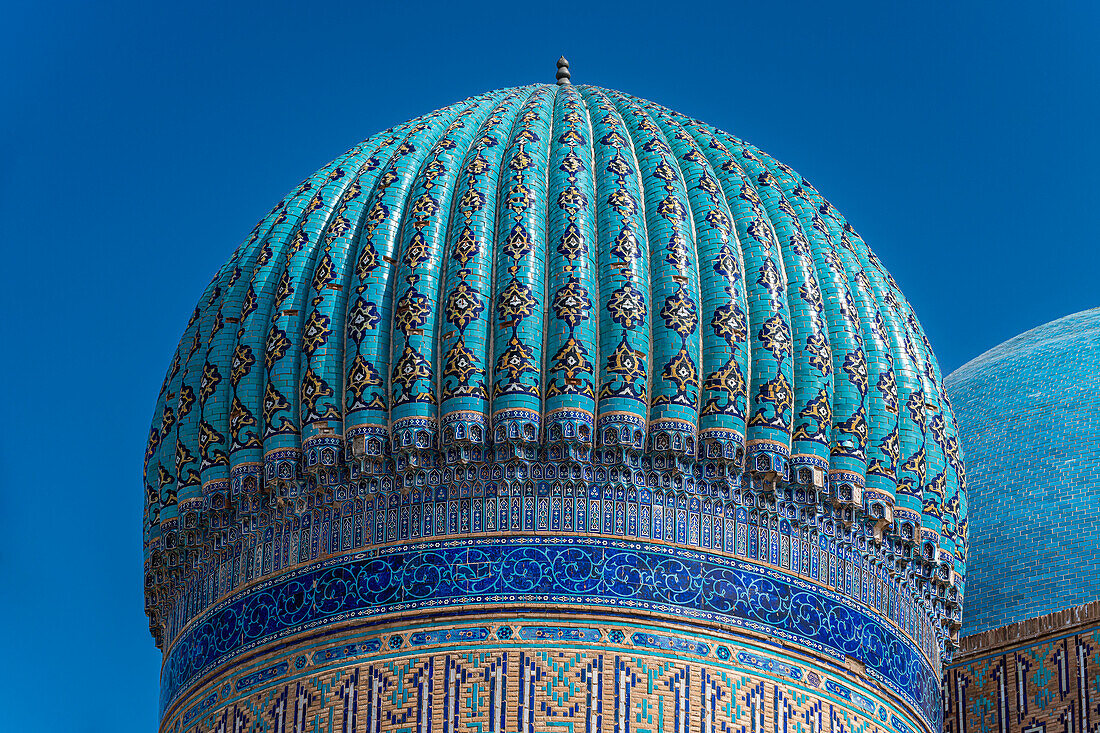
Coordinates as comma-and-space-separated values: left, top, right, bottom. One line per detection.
943, 601, 1100, 733
946, 308, 1100, 636
164, 615, 929, 733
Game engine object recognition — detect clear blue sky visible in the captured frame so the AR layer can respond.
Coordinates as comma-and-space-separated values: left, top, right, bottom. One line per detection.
1, 1, 1096, 730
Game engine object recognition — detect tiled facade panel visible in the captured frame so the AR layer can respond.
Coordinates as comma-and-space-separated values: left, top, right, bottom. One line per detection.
944, 619, 1100, 733
164, 618, 927, 733
946, 309, 1100, 635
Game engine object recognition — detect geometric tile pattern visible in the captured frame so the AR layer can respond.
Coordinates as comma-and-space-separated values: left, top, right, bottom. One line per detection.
141, 82, 966, 590
946, 308, 1100, 635
159, 537, 941, 724
158, 497, 941, 664
944, 606, 1100, 733
162, 617, 930, 733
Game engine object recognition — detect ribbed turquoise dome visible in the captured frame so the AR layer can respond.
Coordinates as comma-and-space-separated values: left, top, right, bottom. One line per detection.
143, 82, 967, 646
948, 308, 1100, 635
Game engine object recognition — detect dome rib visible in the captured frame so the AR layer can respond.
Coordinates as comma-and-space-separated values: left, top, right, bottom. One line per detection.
176, 264, 240, 503
298, 126, 415, 456
195, 218, 255, 503
390, 91, 510, 450
540, 84, 599, 455
341, 99, 478, 465
606, 90, 704, 455
438, 89, 534, 455
143, 83, 967, 656
642, 100, 747, 464
262, 141, 379, 479
144, 200, 281, 542
580, 86, 652, 451
709, 127, 835, 488
230, 150, 358, 480
785, 164, 873, 498
657, 119, 752, 462
487, 87, 556, 450
673, 122, 795, 472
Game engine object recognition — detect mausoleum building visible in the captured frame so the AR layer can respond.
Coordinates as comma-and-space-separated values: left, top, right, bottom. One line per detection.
143, 62, 967, 733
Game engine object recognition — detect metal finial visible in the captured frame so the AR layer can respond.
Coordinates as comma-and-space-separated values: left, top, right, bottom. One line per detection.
556, 56, 571, 85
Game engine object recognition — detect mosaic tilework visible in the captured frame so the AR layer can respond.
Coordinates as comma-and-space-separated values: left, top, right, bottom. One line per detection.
158, 537, 940, 722
143, 83, 965, 638
943, 603, 1100, 733
158, 501, 940, 677
946, 308, 1100, 635
143, 77, 968, 733
162, 617, 931, 733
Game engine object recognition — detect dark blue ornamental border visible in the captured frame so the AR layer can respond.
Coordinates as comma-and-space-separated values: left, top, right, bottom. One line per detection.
161, 536, 941, 728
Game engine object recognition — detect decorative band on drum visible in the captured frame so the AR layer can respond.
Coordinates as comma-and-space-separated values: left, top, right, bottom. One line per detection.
160, 536, 940, 727
164, 617, 930, 733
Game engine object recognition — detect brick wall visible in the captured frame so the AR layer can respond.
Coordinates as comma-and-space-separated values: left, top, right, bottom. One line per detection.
944, 600, 1100, 733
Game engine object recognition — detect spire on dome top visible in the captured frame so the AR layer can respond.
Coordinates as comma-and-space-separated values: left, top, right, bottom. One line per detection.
556, 56, 571, 85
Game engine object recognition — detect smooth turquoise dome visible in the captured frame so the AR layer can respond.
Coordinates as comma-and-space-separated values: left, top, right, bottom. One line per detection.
143, 82, 967, 653
948, 308, 1100, 635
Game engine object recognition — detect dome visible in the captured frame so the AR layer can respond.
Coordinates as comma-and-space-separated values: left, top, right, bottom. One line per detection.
143, 77, 966, 732
947, 308, 1100, 636
144, 79, 967, 630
